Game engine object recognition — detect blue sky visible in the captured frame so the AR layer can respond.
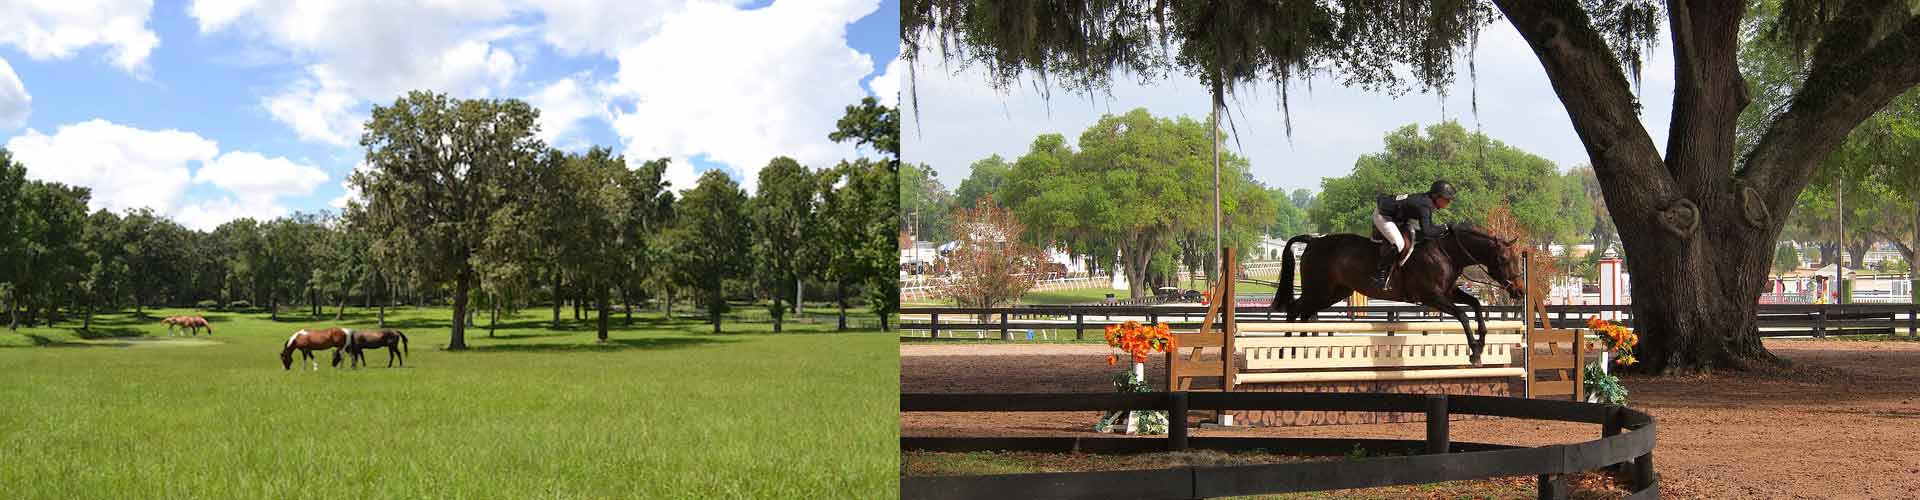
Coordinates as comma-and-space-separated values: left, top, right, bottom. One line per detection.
0, 0, 900, 230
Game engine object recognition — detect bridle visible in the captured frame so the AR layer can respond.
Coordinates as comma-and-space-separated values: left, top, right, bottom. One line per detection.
1445, 231, 1519, 293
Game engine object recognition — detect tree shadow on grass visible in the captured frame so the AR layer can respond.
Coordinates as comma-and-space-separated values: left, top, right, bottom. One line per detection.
15, 333, 128, 348
465, 336, 735, 353
73, 327, 147, 339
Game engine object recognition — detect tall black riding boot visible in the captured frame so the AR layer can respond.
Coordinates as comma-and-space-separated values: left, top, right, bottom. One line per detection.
1373, 245, 1396, 290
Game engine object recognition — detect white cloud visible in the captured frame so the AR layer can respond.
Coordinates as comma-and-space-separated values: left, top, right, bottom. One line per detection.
195, 151, 329, 197
870, 56, 902, 109
606, 0, 880, 193
0, 56, 29, 129
527, 77, 602, 148
194, 0, 525, 144
0, 0, 161, 75
530, 0, 691, 57
263, 66, 361, 146
4, 119, 332, 230
902, 20, 1677, 193
174, 197, 287, 231
6, 120, 215, 215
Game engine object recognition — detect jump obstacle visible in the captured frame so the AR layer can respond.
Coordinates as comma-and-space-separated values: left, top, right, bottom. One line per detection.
1167, 248, 1591, 426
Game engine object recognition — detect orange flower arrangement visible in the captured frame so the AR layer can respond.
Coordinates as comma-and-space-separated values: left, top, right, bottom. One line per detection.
1585, 316, 1639, 366
1104, 321, 1178, 366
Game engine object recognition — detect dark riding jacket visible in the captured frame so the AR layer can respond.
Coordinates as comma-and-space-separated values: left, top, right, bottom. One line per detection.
1377, 194, 1448, 240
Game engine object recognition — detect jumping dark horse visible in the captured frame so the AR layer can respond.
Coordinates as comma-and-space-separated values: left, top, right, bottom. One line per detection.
1272, 226, 1525, 365
343, 329, 410, 368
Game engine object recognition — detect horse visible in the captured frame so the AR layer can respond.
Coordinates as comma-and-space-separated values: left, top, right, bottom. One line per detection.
281, 328, 355, 370
162, 316, 214, 336
181, 316, 212, 336
1271, 225, 1525, 365
343, 329, 410, 368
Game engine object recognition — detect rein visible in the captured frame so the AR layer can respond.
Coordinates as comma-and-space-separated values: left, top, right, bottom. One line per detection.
1445, 231, 1511, 290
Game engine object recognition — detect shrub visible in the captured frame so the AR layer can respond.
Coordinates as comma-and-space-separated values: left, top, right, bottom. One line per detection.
196, 300, 220, 310
227, 300, 253, 310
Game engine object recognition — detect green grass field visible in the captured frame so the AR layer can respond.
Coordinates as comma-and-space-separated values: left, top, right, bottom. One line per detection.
0, 305, 896, 499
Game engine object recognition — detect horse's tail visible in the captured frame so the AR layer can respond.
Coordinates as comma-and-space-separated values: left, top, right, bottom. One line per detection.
1274, 234, 1315, 311
396, 331, 409, 355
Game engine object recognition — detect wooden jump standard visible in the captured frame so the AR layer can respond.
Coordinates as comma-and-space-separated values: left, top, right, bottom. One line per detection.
1169, 249, 1586, 426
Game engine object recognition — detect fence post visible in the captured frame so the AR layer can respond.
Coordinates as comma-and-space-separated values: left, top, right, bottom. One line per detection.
1075, 314, 1085, 341
1632, 452, 1657, 492
929, 313, 939, 339
1909, 304, 1916, 338
1168, 392, 1189, 451
1815, 305, 1826, 338
1536, 474, 1570, 500
1603, 406, 1625, 473
1425, 394, 1449, 454
1000, 312, 1010, 341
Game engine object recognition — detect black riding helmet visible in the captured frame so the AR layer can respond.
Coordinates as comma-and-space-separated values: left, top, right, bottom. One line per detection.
1428, 180, 1457, 200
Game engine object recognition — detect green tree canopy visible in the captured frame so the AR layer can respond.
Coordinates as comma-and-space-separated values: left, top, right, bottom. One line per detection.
666, 170, 752, 334
351, 90, 546, 349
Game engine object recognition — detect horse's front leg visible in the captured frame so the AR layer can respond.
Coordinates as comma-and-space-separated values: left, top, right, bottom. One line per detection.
1428, 301, 1482, 366
1449, 287, 1489, 352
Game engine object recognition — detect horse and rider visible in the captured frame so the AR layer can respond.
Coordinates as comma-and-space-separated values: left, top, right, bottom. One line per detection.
1272, 180, 1526, 365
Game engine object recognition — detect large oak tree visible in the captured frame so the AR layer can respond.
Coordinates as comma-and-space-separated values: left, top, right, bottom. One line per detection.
352, 90, 545, 350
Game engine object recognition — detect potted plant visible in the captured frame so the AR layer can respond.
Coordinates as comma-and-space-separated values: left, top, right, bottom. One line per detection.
1583, 317, 1639, 405
1094, 320, 1178, 434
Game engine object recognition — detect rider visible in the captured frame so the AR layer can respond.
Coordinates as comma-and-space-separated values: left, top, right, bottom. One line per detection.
1372, 180, 1457, 290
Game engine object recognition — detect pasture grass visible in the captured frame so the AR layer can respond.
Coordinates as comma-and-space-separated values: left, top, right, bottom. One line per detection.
0, 305, 896, 499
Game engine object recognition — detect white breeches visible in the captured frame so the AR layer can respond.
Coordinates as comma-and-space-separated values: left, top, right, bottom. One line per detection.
1372, 211, 1415, 266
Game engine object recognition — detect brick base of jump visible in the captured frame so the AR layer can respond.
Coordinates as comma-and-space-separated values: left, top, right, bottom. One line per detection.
1210, 377, 1522, 427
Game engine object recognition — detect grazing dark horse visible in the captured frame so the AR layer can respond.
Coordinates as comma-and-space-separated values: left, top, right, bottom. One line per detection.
344, 329, 410, 368
281, 328, 354, 370
1272, 226, 1525, 365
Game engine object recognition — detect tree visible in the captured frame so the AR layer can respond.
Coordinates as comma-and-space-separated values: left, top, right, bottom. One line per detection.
752, 157, 816, 333
830, 96, 899, 168
993, 109, 1270, 298
912, 0, 1920, 373
1773, 242, 1803, 273
667, 170, 751, 334
353, 90, 545, 350
952, 154, 1012, 222
1265, 188, 1314, 242
900, 162, 952, 242
616, 158, 674, 325
0, 152, 26, 329
80, 209, 125, 331
936, 199, 1046, 310
826, 97, 903, 331
560, 147, 632, 341
13, 180, 89, 326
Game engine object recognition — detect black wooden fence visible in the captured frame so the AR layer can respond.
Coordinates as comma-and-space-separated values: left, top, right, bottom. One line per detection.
902, 391, 1658, 499
899, 303, 1920, 341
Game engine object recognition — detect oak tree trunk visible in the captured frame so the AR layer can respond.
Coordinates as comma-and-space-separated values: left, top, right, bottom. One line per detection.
596, 284, 611, 342
1496, 0, 1920, 373
449, 267, 472, 350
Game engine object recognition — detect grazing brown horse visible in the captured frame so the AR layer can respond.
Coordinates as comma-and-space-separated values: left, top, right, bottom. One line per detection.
1272, 225, 1524, 365
281, 328, 355, 370
344, 329, 410, 368
162, 316, 214, 336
